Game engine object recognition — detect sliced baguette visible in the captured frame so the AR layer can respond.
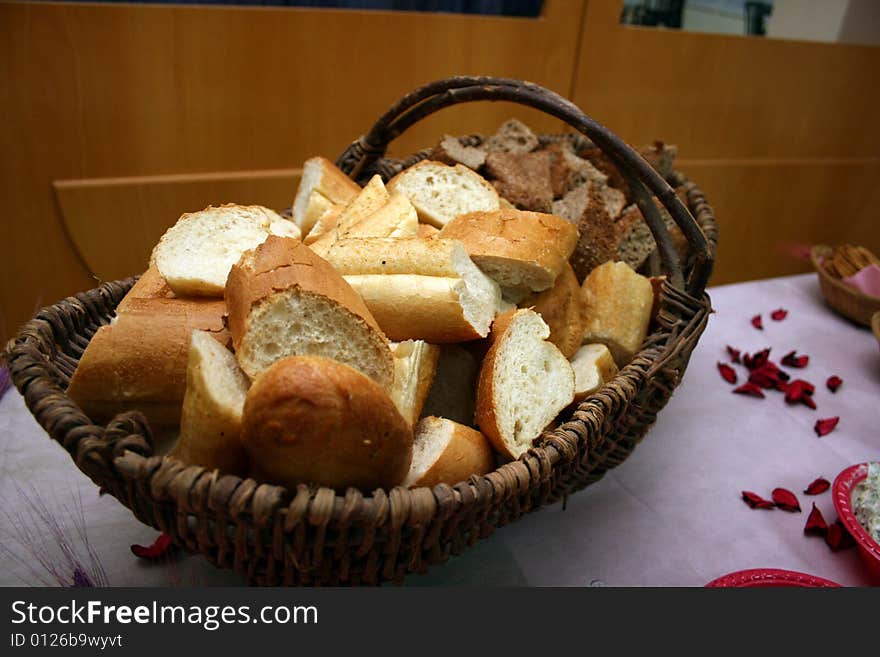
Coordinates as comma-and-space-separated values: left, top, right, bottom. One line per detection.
170, 330, 250, 475
403, 416, 494, 488
417, 223, 440, 239
116, 265, 174, 312
580, 261, 653, 366
303, 205, 342, 245
387, 160, 500, 228
298, 190, 337, 236
310, 192, 418, 257
319, 237, 508, 342
389, 340, 441, 427
225, 235, 394, 388
475, 309, 575, 460
308, 174, 389, 251
518, 262, 584, 359
291, 156, 361, 229
570, 343, 619, 403
150, 204, 287, 297
439, 208, 579, 301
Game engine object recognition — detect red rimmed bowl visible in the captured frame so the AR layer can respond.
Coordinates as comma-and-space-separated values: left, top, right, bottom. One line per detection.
833, 463, 880, 583
705, 568, 841, 588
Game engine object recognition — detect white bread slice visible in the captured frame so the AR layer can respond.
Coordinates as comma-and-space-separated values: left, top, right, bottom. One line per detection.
225, 236, 394, 388
570, 343, 619, 403
291, 156, 361, 229
420, 344, 480, 426
303, 205, 342, 245
387, 160, 500, 228
580, 261, 653, 366
389, 340, 441, 427
439, 208, 579, 301
151, 204, 285, 297
404, 416, 494, 488
319, 237, 509, 342
308, 175, 389, 252
170, 330, 250, 475
475, 309, 575, 460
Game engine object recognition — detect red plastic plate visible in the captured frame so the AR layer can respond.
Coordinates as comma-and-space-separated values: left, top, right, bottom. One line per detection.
705, 568, 841, 588
832, 463, 880, 582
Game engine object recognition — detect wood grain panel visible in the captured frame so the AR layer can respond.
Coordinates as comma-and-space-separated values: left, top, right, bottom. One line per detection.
572, 0, 880, 160
54, 169, 301, 282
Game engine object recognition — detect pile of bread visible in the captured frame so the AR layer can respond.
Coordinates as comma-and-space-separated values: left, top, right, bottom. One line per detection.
67, 120, 681, 493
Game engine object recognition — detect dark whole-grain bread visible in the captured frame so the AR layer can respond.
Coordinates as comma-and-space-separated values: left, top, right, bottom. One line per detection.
485, 150, 553, 212
615, 198, 689, 272
486, 119, 539, 153
553, 184, 618, 282
430, 135, 487, 171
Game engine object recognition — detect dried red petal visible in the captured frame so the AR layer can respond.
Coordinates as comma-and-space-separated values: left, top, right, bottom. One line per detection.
726, 346, 741, 363
717, 362, 737, 384
771, 487, 801, 512
826, 376, 842, 393
733, 382, 765, 398
748, 361, 790, 391
751, 315, 763, 330
825, 520, 856, 552
770, 308, 788, 321
804, 503, 828, 535
743, 348, 771, 371
742, 491, 775, 509
804, 477, 830, 495
781, 350, 809, 368
814, 417, 839, 437
131, 533, 177, 561
785, 379, 816, 407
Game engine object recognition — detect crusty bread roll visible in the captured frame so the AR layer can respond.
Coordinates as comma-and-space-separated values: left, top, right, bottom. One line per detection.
225, 236, 394, 388
419, 344, 480, 426
403, 416, 494, 488
387, 160, 500, 228
570, 343, 618, 403
67, 297, 229, 427
439, 208, 579, 301
308, 175, 389, 252
518, 262, 584, 359
319, 237, 509, 342
580, 261, 653, 366
242, 356, 412, 491
170, 330, 250, 475
150, 204, 298, 298
475, 309, 575, 460
389, 340, 441, 427
291, 156, 361, 231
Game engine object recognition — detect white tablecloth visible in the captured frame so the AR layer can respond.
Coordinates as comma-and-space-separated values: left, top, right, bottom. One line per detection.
2, 274, 878, 587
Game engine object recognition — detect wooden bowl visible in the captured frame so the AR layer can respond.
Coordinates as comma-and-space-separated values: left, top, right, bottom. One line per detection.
811, 245, 880, 326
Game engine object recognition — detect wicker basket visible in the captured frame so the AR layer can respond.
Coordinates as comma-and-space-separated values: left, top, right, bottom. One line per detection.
4, 77, 717, 585
811, 245, 880, 327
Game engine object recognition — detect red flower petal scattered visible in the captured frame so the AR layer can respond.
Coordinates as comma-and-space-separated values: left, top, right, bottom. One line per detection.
726, 346, 741, 363
131, 533, 177, 561
785, 379, 816, 408
825, 520, 856, 552
781, 350, 809, 368
748, 361, 789, 390
743, 348, 771, 371
751, 315, 764, 330
814, 417, 839, 437
717, 362, 737, 385
770, 308, 788, 321
771, 487, 801, 512
826, 376, 842, 393
742, 491, 775, 509
804, 503, 828, 536
804, 477, 830, 495
733, 382, 765, 398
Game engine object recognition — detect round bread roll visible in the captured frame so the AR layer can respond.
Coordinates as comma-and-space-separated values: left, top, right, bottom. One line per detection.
241, 356, 413, 491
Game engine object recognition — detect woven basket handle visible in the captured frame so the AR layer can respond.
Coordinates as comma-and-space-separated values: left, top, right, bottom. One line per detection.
335, 76, 712, 296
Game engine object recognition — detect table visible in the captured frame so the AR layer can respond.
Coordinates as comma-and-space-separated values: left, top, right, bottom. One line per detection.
2, 274, 878, 587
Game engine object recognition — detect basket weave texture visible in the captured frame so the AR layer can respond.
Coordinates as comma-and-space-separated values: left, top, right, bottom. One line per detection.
4, 77, 717, 585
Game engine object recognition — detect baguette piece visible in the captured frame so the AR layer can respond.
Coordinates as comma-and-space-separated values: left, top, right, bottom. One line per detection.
170, 330, 250, 475
403, 416, 494, 488
151, 204, 290, 298
387, 161, 500, 228
388, 340, 441, 427
291, 156, 361, 230
439, 208, 578, 301
309, 192, 418, 257
580, 261, 653, 366
225, 236, 393, 387
475, 309, 575, 460
320, 237, 508, 342
417, 223, 440, 239
308, 175, 389, 251
570, 343, 619, 403
298, 190, 337, 236
303, 205, 342, 245
67, 298, 229, 427
116, 265, 174, 312
242, 356, 412, 491
518, 263, 585, 359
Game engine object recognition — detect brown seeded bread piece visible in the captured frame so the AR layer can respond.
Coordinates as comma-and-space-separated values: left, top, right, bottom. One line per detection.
486, 119, 539, 153
67, 297, 229, 428
225, 236, 393, 387
544, 142, 609, 198
554, 184, 618, 282
242, 355, 412, 491
484, 150, 553, 213
403, 416, 495, 488
518, 263, 585, 359
438, 208, 579, 300
430, 135, 487, 171
615, 199, 688, 272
